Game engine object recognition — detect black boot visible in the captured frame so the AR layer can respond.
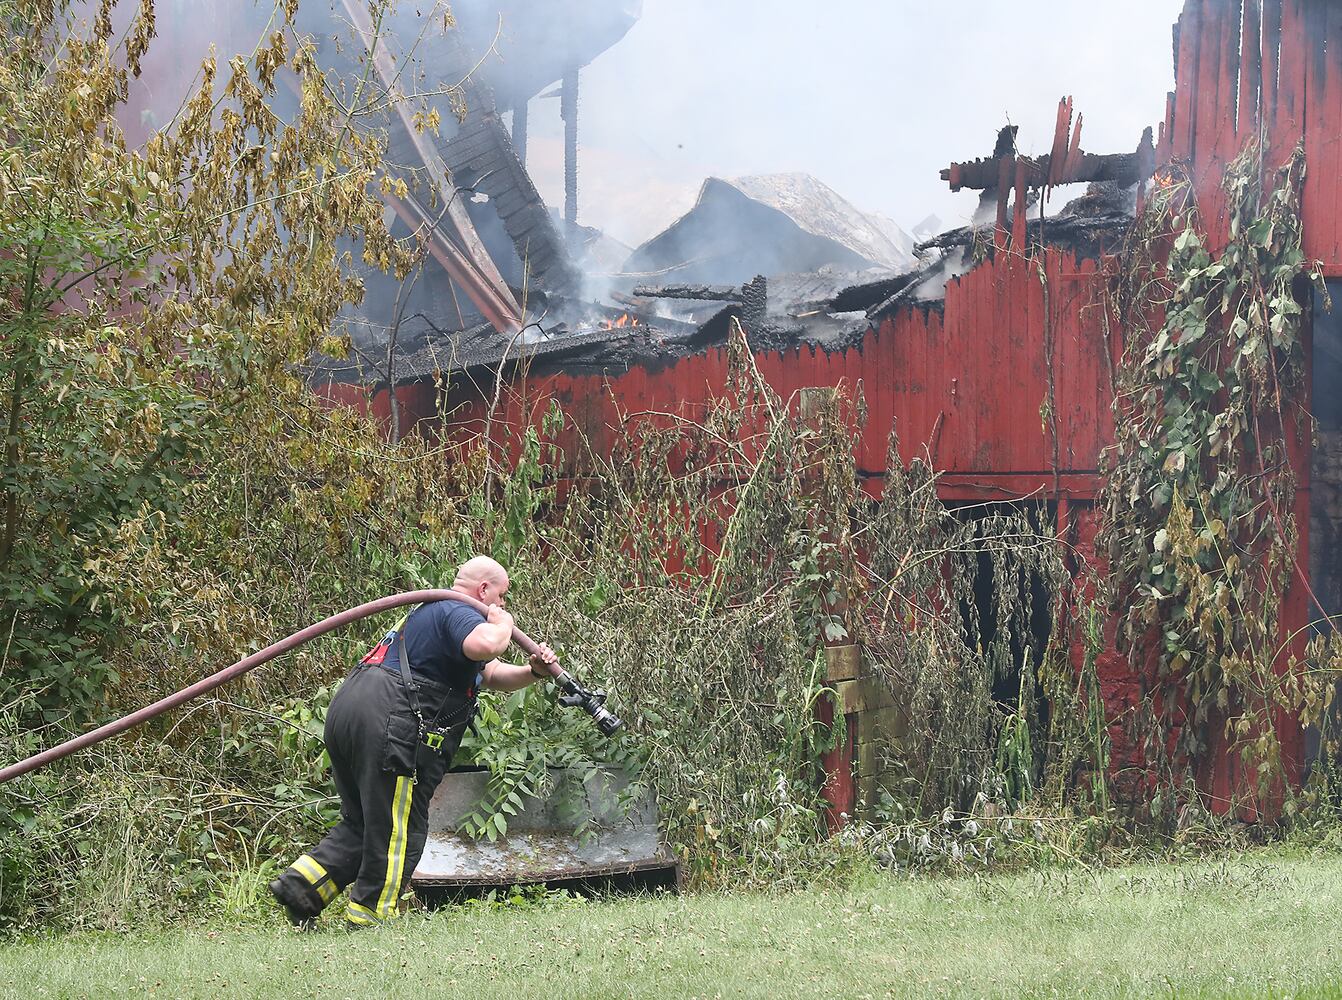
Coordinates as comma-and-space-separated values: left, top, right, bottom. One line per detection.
268, 876, 320, 930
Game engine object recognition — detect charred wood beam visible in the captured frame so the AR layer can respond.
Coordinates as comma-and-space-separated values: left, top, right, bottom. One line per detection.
916, 227, 984, 252
631, 283, 745, 303
382, 191, 523, 338
942, 128, 1154, 192
608, 291, 647, 309
944, 149, 1142, 192
829, 272, 921, 314
915, 213, 1131, 259
441, 82, 582, 297
338, 0, 521, 333
741, 275, 767, 327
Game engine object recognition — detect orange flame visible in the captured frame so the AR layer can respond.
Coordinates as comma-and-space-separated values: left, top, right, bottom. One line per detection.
602, 313, 634, 330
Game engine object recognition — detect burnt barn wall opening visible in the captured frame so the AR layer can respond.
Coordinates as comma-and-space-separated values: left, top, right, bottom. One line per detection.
947, 500, 1054, 745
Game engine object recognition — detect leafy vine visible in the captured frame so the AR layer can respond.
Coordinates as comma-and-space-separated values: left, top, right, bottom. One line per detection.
1101, 142, 1330, 809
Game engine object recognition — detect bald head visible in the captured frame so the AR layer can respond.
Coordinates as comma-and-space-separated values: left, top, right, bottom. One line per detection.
456, 555, 507, 588
453, 555, 510, 606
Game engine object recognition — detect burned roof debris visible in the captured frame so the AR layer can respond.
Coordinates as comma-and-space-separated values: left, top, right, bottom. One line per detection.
312, 306, 753, 386
313, 165, 1140, 388
915, 204, 1132, 263
630, 283, 747, 304
302, 7, 1153, 398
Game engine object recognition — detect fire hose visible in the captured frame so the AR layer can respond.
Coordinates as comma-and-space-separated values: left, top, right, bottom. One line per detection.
0, 589, 622, 786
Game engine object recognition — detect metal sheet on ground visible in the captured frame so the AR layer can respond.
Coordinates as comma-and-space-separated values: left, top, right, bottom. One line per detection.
412, 767, 678, 890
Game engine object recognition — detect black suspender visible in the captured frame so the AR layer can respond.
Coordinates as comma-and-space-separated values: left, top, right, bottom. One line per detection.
394, 609, 477, 752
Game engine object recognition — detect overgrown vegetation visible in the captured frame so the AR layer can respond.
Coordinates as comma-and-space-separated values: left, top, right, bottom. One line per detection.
0, 0, 450, 927
1101, 144, 1338, 822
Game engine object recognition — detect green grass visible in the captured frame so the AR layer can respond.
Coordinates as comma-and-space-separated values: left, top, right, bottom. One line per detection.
4, 848, 1342, 998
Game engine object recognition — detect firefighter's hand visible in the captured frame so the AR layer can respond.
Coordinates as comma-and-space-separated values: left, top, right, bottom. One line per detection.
486, 604, 514, 631
528, 643, 558, 678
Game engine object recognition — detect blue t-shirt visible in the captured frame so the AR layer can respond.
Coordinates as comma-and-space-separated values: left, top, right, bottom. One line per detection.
382, 600, 488, 691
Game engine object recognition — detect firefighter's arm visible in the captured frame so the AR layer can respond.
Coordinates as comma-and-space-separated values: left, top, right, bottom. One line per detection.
461, 604, 514, 661
481, 643, 558, 691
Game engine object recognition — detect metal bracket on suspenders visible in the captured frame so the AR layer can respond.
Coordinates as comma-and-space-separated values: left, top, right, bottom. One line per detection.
394, 613, 475, 764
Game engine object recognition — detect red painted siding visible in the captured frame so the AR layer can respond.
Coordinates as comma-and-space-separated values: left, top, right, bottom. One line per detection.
417, 247, 1115, 500
316, 0, 1342, 801
1155, 0, 1342, 794
1164, 0, 1342, 275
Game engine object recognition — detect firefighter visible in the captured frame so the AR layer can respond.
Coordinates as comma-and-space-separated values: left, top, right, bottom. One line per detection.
268, 555, 556, 929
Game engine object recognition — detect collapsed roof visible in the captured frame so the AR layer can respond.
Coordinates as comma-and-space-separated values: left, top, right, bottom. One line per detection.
311, 172, 1140, 393
306, 39, 1153, 389
622, 173, 916, 286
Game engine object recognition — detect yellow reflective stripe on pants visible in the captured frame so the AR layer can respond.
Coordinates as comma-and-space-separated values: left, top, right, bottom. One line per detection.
291, 854, 329, 886
314, 878, 338, 904
346, 900, 381, 925
375, 775, 413, 919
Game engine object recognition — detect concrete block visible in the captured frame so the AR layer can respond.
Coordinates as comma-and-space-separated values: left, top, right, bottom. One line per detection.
832, 679, 860, 714
856, 769, 900, 819
825, 644, 861, 682
857, 702, 907, 745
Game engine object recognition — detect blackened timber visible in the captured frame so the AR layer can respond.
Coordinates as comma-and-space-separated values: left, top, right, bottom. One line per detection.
942, 131, 1155, 192
944, 149, 1143, 191
437, 69, 582, 297
562, 67, 579, 227
829, 272, 921, 314
336, 0, 521, 333
493, 187, 529, 216
512, 99, 528, 167
632, 283, 745, 303
741, 276, 767, 326
914, 213, 1131, 261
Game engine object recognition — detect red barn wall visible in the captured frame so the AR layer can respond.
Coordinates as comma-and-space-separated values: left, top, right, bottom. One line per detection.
319, 0, 1342, 805
421, 248, 1114, 503
1154, 0, 1342, 799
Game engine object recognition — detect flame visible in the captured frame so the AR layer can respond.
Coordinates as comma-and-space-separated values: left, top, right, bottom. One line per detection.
602, 312, 634, 330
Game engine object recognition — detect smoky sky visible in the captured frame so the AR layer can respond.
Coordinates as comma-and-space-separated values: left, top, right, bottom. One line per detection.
517, 0, 1185, 248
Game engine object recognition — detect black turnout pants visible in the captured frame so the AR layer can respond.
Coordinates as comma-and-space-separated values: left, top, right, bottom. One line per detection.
276, 663, 471, 926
